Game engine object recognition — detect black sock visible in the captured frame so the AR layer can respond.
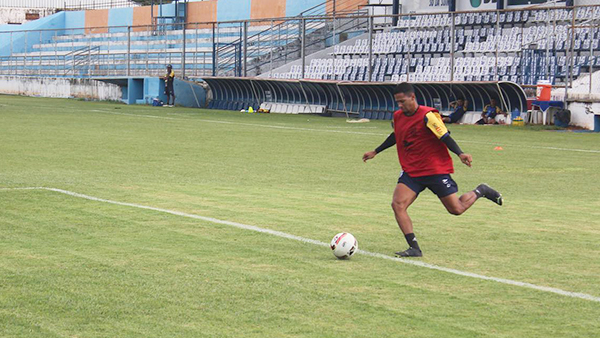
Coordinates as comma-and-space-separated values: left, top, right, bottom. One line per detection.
404, 233, 420, 250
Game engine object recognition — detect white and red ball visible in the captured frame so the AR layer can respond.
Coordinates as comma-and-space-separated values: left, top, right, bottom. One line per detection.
330, 232, 358, 259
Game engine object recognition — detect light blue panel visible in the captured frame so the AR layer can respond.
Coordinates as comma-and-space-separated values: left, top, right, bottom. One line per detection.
154, 3, 180, 29
64, 10, 85, 34
156, 3, 177, 17
127, 78, 144, 105
286, 0, 323, 16
144, 77, 163, 104
217, 0, 251, 22
0, 11, 65, 56
109, 7, 133, 33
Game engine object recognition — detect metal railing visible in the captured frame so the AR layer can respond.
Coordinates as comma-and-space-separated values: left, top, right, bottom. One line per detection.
213, 0, 368, 77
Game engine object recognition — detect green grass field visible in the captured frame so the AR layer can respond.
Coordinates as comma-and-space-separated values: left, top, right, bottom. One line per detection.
1, 94, 599, 338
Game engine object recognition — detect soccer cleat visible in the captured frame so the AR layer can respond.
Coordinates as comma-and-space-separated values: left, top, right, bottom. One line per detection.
476, 183, 503, 206
395, 247, 423, 257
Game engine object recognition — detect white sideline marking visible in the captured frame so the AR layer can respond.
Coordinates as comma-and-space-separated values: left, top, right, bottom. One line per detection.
2, 187, 600, 303
89, 110, 600, 154
0, 187, 44, 191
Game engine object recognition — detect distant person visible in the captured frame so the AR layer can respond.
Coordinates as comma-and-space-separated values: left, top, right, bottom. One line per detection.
476, 98, 507, 124
362, 83, 503, 258
443, 98, 467, 124
164, 64, 175, 107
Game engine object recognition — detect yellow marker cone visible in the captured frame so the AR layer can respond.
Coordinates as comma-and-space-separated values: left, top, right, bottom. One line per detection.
248, 106, 254, 113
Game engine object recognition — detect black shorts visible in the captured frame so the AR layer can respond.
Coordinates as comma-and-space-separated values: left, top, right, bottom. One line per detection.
397, 171, 458, 198
165, 85, 174, 96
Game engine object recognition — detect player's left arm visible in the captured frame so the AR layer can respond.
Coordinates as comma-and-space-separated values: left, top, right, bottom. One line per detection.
424, 111, 472, 167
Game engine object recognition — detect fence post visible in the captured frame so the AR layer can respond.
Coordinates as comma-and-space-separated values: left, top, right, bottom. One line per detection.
270, 19, 274, 74
450, 13, 455, 82
127, 25, 131, 77
39, 30, 42, 74
195, 23, 199, 77
565, 6, 576, 103
10, 32, 13, 75
368, 15, 373, 82
546, 7, 552, 81
301, 18, 306, 79
212, 23, 217, 76
182, 22, 187, 79
407, 21, 411, 82
495, 10, 499, 80
590, 21, 594, 94
88, 44, 91, 77
24, 31, 28, 75
243, 20, 248, 77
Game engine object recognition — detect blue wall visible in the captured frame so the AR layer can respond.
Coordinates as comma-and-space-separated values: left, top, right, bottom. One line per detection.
286, 0, 323, 16
217, 0, 251, 22
109, 7, 134, 33
0, 12, 65, 57
64, 11, 85, 34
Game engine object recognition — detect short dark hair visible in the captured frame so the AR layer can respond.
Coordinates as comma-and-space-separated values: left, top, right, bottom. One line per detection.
456, 97, 464, 101
393, 82, 414, 95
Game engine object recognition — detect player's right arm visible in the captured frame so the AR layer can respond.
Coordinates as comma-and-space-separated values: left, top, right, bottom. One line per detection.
363, 132, 396, 162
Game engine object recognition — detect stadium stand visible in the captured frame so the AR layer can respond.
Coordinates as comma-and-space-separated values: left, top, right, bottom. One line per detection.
270, 6, 600, 86
0, 0, 366, 78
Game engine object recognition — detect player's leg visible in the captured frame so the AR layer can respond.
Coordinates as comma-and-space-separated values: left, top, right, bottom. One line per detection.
439, 182, 503, 215
391, 183, 419, 235
439, 191, 478, 215
392, 173, 425, 257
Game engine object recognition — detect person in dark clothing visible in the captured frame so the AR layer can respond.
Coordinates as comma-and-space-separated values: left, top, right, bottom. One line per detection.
476, 98, 507, 124
443, 98, 467, 124
164, 64, 176, 107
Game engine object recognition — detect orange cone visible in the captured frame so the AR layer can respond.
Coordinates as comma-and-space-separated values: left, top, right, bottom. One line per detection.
494, 146, 504, 151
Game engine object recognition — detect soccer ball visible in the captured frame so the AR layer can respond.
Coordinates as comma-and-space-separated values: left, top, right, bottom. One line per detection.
330, 232, 358, 259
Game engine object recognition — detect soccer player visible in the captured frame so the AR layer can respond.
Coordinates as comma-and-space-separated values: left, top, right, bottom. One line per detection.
164, 64, 176, 107
362, 83, 503, 257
